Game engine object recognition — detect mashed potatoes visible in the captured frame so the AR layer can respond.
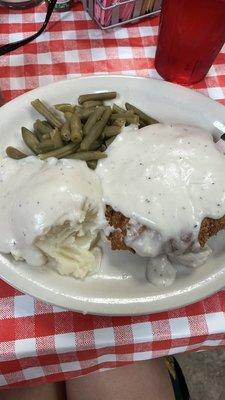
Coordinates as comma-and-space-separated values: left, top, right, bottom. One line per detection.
0, 156, 105, 278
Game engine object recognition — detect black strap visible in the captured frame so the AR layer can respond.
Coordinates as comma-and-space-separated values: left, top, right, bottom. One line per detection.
0, 0, 57, 56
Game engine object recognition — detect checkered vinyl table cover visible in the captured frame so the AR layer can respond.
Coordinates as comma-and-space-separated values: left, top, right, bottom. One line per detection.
1, 1, 225, 388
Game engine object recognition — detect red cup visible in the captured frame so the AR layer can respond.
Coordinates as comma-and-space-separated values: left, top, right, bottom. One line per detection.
155, 0, 225, 85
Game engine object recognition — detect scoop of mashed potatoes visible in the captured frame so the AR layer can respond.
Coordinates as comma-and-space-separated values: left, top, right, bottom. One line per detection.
0, 156, 105, 278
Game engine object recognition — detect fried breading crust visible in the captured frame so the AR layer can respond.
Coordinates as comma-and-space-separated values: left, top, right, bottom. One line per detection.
105, 205, 133, 252
198, 215, 225, 247
106, 205, 225, 251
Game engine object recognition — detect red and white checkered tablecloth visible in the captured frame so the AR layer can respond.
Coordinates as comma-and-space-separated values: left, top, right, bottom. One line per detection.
1, 1, 225, 389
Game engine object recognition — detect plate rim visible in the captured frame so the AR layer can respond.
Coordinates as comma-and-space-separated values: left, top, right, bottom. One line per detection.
1, 74, 225, 114
1, 258, 225, 315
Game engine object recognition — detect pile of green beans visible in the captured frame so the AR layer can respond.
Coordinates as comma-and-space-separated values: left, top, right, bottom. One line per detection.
5, 92, 158, 169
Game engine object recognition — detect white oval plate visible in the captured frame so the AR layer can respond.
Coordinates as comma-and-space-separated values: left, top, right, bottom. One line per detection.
1, 75, 225, 316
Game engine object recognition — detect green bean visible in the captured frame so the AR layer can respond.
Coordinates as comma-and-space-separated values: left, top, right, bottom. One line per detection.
6, 146, 27, 159
38, 143, 79, 160
89, 140, 102, 151
110, 110, 134, 121
34, 119, 53, 136
50, 128, 63, 149
34, 128, 44, 142
112, 103, 126, 113
33, 126, 51, 141
126, 114, 139, 125
103, 125, 121, 138
100, 144, 107, 152
31, 99, 63, 128
139, 119, 147, 128
39, 139, 52, 147
86, 160, 97, 170
42, 121, 52, 128
113, 118, 126, 128
83, 106, 104, 136
42, 133, 51, 141
78, 91, 117, 105
60, 121, 71, 142
39, 122, 53, 135
14, 95, 158, 166
77, 107, 96, 121
74, 105, 83, 112
39, 140, 55, 152
64, 112, 73, 124
105, 137, 116, 147
55, 104, 74, 113
111, 110, 139, 125
66, 151, 107, 161
21, 127, 40, 155
83, 100, 103, 108
80, 107, 111, 151
125, 102, 158, 125
70, 111, 82, 143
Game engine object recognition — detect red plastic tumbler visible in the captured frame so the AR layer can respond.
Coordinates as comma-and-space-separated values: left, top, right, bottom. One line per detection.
155, 0, 225, 85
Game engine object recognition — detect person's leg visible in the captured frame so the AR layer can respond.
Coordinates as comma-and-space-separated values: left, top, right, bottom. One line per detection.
66, 359, 175, 400
0, 381, 66, 400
